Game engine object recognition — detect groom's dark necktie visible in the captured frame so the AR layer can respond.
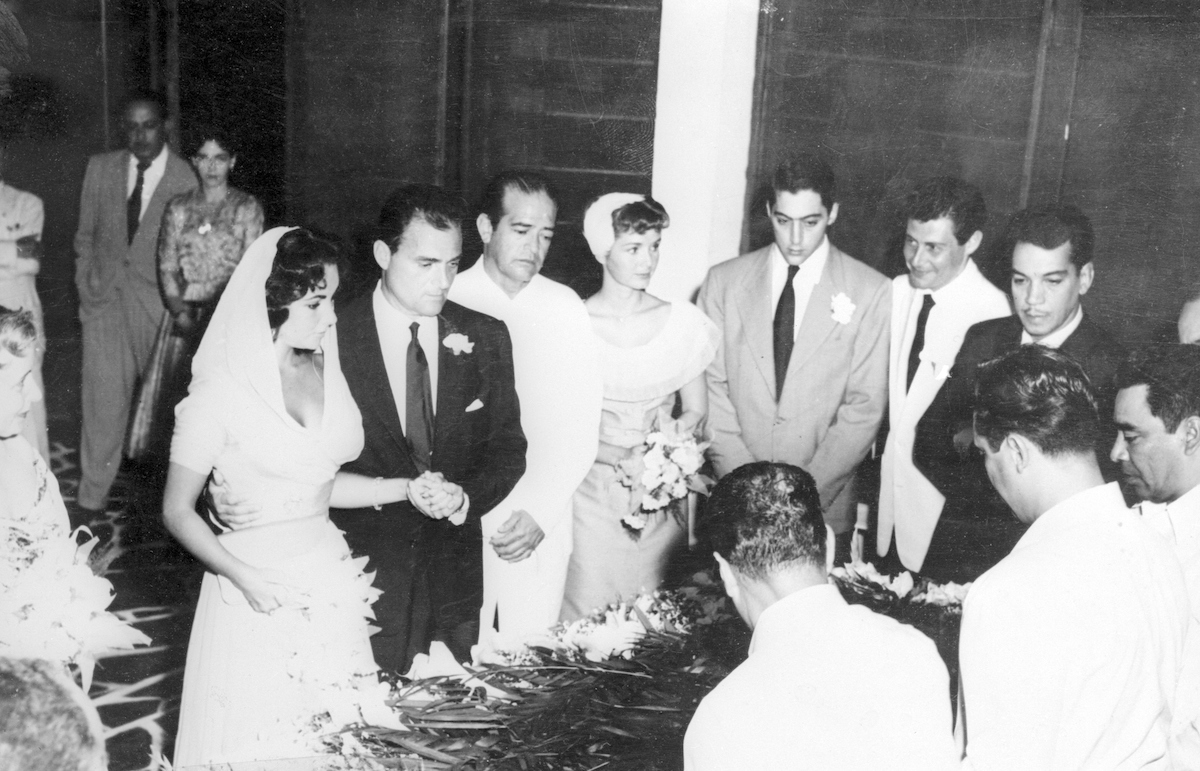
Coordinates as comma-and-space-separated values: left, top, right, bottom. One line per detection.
127, 159, 150, 245
407, 321, 434, 472
773, 263, 800, 400
906, 294, 935, 391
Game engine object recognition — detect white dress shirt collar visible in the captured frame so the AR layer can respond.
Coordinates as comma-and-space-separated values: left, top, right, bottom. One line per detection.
1142, 483, 1200, 564
372, 281, 439, 428
750, 582, 842, 655
127, 145, 169, 219
770, 237, 829, 341
1018, 482, 1126, 550
1021, 305, 1083, 347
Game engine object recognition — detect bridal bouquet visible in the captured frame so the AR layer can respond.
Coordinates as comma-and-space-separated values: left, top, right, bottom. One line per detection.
616, 408, 713, 536
0, 521, 151, 691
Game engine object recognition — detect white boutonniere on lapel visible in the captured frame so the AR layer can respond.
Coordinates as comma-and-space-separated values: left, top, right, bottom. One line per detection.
934, 363, 953, 381
443, 332, 474, 355
830, 292, 856, 325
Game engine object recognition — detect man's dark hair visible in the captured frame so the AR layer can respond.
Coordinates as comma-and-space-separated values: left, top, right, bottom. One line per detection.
1003, 204, 1094, 268
121, 90, 168, 120
771, 153, 836, 211
900, 177, 987, 245
377, 183, 467, 251
0, 658, 107, 771
703, 462, 825, 580
479, 170, 558, 227
1115, 345, 1200, 433
973, 345, 1100, 456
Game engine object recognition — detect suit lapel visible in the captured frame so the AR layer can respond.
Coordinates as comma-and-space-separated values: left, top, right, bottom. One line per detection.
350, 297, 416, 470
112, 152, 132, 247
732, 248, 777, 395
787, 248, 840, 376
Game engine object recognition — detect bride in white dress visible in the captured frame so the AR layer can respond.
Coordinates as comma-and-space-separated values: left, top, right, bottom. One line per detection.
164, 227, 396, 768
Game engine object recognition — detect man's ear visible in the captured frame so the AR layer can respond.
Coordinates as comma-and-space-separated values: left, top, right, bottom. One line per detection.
1180, 415, 1200, 456
826, 201, 840, 228
1077, 261, 1094, 295
372, 240, 392, 271
476, 212, 494, 245
715, 553, 740, 602
1007, 433, 1032, 473
963, 230, 984, 259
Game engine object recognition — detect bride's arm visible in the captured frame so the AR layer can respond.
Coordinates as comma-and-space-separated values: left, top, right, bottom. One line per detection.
330, 471, 411, 510
162, 463, 297, 613
676, 372, 709, 436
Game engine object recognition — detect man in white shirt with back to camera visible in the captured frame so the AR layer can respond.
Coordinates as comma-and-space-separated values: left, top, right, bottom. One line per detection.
1111, 344, 1200, 768
684, 461, 958, 771
960, 345, 1189, 771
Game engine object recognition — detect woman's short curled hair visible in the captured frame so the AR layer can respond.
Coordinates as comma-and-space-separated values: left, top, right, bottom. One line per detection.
613, 196, 669, 236
264, 229, 344, 331
186, 124, 239, 159
0, 306, 37, 359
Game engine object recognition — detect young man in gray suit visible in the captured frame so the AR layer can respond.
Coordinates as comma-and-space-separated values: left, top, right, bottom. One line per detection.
73, 92, 197, 514
698, 154, 890, 564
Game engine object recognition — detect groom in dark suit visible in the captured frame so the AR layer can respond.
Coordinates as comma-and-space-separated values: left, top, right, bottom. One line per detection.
332, 184, 526, 670
914, 204, 1124, 578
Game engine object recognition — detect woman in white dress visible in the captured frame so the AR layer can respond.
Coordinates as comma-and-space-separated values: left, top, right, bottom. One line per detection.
164, 227, 403, 768
561, 194, 719, 620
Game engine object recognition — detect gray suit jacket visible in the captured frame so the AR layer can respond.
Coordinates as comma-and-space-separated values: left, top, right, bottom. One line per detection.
73, 148, 197, 322
697, 244, 890, 532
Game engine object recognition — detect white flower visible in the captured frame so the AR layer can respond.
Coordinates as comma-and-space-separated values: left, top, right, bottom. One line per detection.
442, 332, 474, 355
830, 292, 856, 324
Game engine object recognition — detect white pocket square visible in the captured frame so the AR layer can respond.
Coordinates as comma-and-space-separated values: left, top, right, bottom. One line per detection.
465, 398, 484, 412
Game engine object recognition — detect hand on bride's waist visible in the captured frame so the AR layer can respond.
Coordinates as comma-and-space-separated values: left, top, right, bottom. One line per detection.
228, 563, 310, 615
206, 468, 329, 530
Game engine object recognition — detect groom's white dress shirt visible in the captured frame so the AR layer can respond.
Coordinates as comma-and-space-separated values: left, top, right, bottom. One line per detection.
684, 583, 958, 771
449, 263, 601, 641
1141, 484, 1200, 768
960, 482, 1189, 771
373, 281, 440, 427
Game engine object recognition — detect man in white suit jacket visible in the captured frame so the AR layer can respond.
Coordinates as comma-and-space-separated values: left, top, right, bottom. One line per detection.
698, 155, 890, 563
877, 177, 1010, 575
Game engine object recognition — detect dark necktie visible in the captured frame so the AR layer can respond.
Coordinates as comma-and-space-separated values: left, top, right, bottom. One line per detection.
773, 264, 801, 400
127, 159, 150, 245
906, 294, 936, 391
406, 321, 434, 472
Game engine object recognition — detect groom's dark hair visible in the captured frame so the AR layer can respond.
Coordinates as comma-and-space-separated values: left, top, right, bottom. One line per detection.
378, 184, 468, 251
703, 462, 825, 580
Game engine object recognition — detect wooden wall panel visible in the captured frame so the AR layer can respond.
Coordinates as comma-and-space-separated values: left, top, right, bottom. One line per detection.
286, 0, 446, 247
1061, 3, 1200, 343
465, 0, 661, 295
750, 0, 1045, 280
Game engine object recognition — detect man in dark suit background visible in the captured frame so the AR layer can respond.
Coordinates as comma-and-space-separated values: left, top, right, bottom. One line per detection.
332, 184, 526, 670
915, 204, 1124, 579
73, 92, 196, 515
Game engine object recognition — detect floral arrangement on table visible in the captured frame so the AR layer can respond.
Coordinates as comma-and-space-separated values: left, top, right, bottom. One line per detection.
829, 561, 971, 610
327, 583, 744, 770
616, 409, 713, 537
0, 522, 151, 691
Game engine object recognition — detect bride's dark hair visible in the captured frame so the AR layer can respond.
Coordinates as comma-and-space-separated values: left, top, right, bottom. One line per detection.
612, 196, 669, 236
265, 228, 344, 330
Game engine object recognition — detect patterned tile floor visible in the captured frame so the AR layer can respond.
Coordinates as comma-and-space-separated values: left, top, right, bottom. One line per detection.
53, 444, 202, 770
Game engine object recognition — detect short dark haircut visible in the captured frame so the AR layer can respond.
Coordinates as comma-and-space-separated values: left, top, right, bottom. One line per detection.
973, 345, 1100, 456
703, 462, 825, 580
612, 195, 669, 235
1004, 204, 1094, 268
900, 177, 987, 244
0, 306, 37, 358
121, 90, 167, 120
185, 124, 239, 159
265, 228, 344, 331
479, 170, 558, 227
1115, 345, 1200, 433
771, 153, 836, 210
377, 183, 467, 252
0, 658, 107, 771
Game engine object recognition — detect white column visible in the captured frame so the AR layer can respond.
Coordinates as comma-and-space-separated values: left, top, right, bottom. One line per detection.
648, 0, 759, 303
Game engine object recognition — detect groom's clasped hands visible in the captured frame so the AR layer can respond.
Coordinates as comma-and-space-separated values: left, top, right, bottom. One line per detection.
408, 471, 467, 524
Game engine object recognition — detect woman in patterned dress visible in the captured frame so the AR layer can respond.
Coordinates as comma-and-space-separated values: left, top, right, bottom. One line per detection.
128, 127, 264, 458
